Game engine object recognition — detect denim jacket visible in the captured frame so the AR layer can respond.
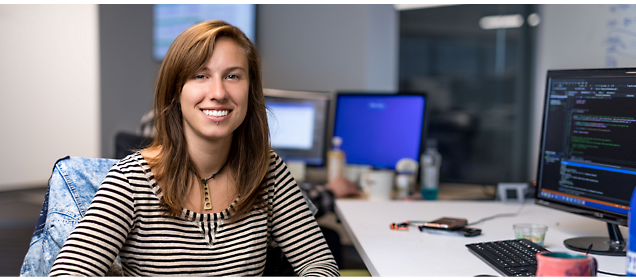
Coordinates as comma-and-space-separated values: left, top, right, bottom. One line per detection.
20, 156, 123, 276
20, 156, 316, 276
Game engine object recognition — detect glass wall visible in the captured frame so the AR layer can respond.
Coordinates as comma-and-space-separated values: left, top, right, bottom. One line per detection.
399, 4, 538, 185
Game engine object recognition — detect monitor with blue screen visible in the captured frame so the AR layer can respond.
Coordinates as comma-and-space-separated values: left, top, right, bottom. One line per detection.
264, 89, 331, 166
333, 93, 427, 170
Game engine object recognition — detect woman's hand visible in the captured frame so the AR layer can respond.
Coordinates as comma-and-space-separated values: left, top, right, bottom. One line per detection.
327, 177, 361, 198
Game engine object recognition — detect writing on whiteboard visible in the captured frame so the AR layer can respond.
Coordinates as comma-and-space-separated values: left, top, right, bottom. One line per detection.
606, 4, 636, 67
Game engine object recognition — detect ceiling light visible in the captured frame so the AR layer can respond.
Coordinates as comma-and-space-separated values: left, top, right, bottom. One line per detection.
528, 13, 541, 27
479, 14, 524, 30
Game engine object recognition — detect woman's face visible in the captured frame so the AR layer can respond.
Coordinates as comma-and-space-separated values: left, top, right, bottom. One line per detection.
180, 37, 249, 144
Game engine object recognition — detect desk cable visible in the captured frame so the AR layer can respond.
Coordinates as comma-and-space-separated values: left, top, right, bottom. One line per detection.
597, 270, 625, 277
467, 201, 527, 226
392, 202, 528, 229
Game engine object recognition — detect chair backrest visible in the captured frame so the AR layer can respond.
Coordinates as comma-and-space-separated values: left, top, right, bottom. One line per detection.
20, 156, 317, 276
114, 131, 153, 159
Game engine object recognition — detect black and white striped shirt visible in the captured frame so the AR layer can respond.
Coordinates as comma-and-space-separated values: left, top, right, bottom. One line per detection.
49, 151, 339, 276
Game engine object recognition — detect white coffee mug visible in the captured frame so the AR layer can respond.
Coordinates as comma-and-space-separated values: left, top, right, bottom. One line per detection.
360, 170, 395, 200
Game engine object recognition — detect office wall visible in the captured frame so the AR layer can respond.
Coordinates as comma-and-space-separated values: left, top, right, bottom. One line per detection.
0, 5, 100, 191
258, 4, 398, 92
99, 5, 157, 158
529, 4, 636, 179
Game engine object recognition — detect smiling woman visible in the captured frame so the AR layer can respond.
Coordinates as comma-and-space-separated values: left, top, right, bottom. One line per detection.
180, 37, 249, 145
48, 20, 339, 277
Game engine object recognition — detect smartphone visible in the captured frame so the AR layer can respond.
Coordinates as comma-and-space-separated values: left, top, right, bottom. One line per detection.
419, 226, 482, 237
421, 217, 467, 230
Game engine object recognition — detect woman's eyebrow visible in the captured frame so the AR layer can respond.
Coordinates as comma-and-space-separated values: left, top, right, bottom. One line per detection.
225, 66, 247, 73
197, 66, 246, 74
197, 67, 211, 73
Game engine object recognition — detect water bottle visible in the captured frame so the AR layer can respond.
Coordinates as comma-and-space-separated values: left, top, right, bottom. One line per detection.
327, 136, 346, 183
395, 158, 418, 199
420, 139, 441, 200
627, 186, 636, 276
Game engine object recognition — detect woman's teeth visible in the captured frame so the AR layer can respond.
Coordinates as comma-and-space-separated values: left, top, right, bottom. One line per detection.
202, 110, 229, 117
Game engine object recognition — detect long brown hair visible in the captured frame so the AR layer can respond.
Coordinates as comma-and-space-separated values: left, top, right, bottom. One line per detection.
144, 20, 270, 223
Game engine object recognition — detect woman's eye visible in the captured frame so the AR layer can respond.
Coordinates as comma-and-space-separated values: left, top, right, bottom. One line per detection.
195, 74, 206, 79
226, 74, 239, 80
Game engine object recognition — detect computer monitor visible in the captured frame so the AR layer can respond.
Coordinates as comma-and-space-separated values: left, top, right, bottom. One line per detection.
535, 68, 636, 256
153, 4, 256, 61
332, 93, 427, 170
264, 89, 331, 166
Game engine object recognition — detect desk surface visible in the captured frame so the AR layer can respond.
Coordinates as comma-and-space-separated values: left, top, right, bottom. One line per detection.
335, 200, 627, 277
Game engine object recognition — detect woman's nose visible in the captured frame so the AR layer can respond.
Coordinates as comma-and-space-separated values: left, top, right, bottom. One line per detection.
207, 79, 227, 103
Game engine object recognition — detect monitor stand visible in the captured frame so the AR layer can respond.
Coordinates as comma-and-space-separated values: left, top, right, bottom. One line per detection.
563, 223, 626, 256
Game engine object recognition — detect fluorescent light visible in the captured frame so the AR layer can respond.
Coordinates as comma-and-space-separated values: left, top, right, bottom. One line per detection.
394, 4, 458, 11
479, 14, 524, 30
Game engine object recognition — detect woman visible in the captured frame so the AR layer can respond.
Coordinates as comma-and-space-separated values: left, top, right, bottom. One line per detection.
49, 20, 339, 277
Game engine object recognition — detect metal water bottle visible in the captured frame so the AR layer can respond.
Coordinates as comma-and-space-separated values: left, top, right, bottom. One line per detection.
420, 139, 441, 200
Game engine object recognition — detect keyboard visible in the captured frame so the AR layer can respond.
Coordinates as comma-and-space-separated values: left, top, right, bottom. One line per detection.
466, 238, 549, 277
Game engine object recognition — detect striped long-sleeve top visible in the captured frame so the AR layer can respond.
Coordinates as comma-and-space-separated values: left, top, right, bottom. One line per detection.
49, 151, 339, 276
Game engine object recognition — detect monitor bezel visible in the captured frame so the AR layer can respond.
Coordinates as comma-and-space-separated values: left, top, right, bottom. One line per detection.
533, 68, 636, 227
264, 88, 333, 167
332, 91, 428, 170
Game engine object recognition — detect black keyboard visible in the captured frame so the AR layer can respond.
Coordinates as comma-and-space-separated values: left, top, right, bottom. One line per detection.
466, 238, 549, 277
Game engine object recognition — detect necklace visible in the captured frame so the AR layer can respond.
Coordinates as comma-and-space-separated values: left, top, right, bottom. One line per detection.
201, 160, 227, 210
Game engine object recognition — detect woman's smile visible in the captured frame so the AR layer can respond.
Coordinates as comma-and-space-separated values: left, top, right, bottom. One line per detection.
201, 108, 232, 123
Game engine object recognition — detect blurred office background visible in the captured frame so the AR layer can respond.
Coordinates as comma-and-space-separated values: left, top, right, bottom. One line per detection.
2, 3, 636, 275
3, 4, 636, 192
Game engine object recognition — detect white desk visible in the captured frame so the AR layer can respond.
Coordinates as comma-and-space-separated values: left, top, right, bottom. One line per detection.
335, 200, 627, 277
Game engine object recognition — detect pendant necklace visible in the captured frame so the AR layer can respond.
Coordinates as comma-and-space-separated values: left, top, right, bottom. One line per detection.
201, 160, 228, 210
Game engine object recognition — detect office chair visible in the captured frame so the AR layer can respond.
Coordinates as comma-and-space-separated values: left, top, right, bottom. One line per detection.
114, 131, 153, 159
20, 156, 317, 276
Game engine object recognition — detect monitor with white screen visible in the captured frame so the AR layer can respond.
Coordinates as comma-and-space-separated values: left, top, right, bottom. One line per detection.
535, 68, 636, 256
264, 89, 331, 166
332, 93, 427, 170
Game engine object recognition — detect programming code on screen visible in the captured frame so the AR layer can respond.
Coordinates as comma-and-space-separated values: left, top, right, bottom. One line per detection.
540, 78, 636, 214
